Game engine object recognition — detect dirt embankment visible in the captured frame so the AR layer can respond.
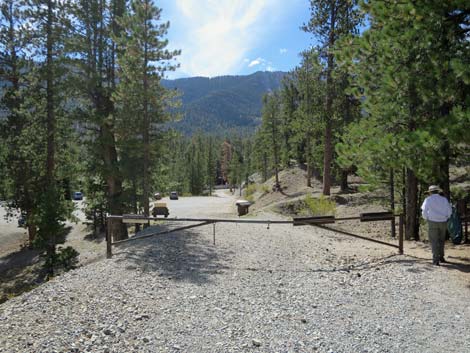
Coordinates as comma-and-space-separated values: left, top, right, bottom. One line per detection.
245, 164, 470, 267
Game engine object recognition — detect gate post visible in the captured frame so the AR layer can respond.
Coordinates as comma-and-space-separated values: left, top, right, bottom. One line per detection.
398, 214, 404, 255
106, 215, 113, 259
213, 222, 216, 245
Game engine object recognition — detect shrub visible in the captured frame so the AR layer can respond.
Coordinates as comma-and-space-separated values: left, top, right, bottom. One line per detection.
244, 184, 258, 198
260, 184, 270, 194
304, 194, 336, 216
44, 246, 80, 273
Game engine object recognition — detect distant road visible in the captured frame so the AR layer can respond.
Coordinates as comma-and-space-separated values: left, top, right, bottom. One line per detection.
157, 190, 237, 219
0, 205, 28, 257
0, 191, 238, 258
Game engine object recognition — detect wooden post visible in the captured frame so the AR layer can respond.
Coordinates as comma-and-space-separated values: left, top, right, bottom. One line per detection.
106, 215, 112, 259
213, 222, 216, 245
390, 169, 396, 238
398, 214, 404, 255
464, 199, 468, 243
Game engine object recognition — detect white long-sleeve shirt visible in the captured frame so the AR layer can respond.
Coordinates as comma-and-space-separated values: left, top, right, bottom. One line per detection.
421, 194, 452, 222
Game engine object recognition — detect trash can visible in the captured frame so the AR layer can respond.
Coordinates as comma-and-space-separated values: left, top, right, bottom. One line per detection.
236, 200, 251, 216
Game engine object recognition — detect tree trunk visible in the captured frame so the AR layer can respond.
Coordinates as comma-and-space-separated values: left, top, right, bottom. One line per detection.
405, 79, 420, 241
142, 14, 150, 221
27, 217, 37, 245
271, 116, 280, 190
439, 140, 450, 199
306, 133, 312, 187
208, 138, 213, 196
101, 122, 128, 241
405, 168, 419, 240
390, 168, 396, 238
263, 152, 267, 182
323, 119, 333, 195
132, 179, 141, 233
322, 4, 336, 196
45, 0, 56, 277
402, 167, 406, 226
340, 170, 348, 192
45, 1, 55, 186
305, 55, 312, 188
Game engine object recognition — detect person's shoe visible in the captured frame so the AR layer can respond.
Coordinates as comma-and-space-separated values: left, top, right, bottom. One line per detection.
439, 258, 448, 263
432, 260, 440, 266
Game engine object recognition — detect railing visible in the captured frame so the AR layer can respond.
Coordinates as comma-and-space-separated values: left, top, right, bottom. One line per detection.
104, 212, 404, 258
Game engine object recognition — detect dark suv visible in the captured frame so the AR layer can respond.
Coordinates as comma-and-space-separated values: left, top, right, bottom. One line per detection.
18, 214, 27, 228
169, 191, 179, 200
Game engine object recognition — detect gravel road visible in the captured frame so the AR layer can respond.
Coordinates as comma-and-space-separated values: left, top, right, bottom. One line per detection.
0, 205, 28, 258
155, 191, 237, 219
1, 193, 469, 352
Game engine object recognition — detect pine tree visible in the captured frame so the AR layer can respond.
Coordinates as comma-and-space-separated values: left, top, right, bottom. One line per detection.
293, 49, 325, 187
67, 0, 128, 240
303, 0, 362, 195
337, 0, 470, 239
260, 93, 282, 190
17, 0, 76, 275
113, 0, 180, 218
0, 0, 38, 242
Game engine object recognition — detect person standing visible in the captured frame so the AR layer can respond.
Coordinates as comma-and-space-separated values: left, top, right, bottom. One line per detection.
421, 185, 452, 266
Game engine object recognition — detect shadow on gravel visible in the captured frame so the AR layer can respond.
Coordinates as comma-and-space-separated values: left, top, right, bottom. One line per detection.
113, 223, 233, 284
83, 228, 106, 243
382, 255, 470, 274
0, 247, 46, 304
440, 262, 470, 274
349, 255, 432, 272
0, 247, 41, 274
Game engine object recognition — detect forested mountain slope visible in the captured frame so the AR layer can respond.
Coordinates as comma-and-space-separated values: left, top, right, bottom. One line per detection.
162, 71, 285, 135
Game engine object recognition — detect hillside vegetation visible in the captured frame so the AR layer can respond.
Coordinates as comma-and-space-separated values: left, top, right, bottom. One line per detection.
163, 71, 285, 134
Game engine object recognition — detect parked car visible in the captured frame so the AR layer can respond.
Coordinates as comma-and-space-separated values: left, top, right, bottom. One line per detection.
18, 214, 27, 228
154, 192, 162, 200
152, 203, 169, 217
73, 191, 83, 200
169, 191, 179, 200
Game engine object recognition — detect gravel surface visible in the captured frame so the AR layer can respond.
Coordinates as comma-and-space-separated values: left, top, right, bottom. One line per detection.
0, 205, 28, 258
1, 210, 469, 352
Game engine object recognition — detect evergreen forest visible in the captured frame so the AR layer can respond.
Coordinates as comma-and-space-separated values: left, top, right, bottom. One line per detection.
1, 0, 469, 277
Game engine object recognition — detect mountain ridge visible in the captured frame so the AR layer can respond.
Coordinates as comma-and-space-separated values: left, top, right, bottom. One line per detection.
162, 71, 286, 135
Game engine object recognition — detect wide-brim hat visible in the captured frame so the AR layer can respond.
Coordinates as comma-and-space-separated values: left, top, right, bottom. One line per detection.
428, 185, 441, 193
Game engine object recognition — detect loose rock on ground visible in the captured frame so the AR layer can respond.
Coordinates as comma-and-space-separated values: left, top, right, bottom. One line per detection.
0, 214, 469, 353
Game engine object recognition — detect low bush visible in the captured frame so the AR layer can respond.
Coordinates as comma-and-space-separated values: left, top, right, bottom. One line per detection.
246, 195, 254, 203
244, 184, 258, 198
304, 194, 336, 216
260, 184, 270, 194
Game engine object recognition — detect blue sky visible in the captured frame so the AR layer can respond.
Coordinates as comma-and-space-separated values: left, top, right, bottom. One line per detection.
157, 0, 312, 79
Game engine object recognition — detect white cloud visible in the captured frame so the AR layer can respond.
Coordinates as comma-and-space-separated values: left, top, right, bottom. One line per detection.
172, 0, 281, 77
246, 57, 275, 71
280, 48, 288, 54
248, 58, 263, 67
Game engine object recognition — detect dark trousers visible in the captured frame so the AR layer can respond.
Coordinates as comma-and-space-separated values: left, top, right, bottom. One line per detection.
427, 220, 447, 262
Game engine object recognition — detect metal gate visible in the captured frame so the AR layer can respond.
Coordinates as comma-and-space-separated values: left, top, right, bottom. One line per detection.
104, 212, 404, 258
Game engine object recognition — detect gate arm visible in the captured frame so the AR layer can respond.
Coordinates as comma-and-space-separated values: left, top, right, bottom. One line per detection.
112, 221, 214, 245
311, 224, 401, 251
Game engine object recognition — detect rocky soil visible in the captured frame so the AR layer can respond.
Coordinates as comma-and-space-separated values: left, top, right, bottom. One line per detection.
1, 213, 469, 353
